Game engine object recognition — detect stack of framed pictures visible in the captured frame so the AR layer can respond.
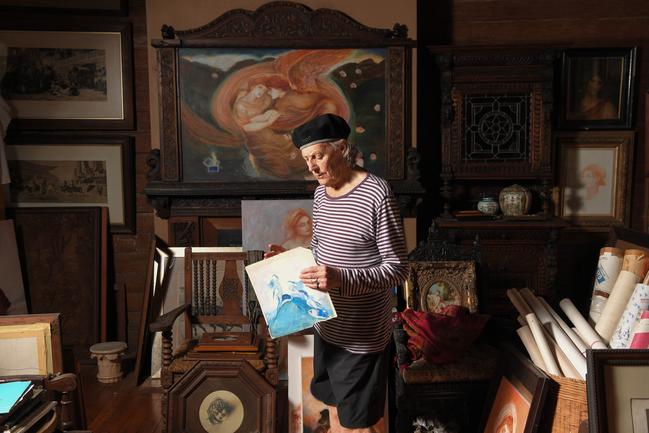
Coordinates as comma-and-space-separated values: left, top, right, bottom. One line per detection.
1, 18, 135, 233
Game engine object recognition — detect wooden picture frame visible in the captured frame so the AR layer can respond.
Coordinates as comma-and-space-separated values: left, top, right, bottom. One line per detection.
587, 349, 649, 433
0, 0, 128, 16
7, 207, 104, 360
4, 135, 135, 233
556, 131, 633, 227
558, 47, 637, 130
407, 260, 478, 314
0, 20, 134, 130
145, 1, 413, 206
480, 344, 550, 433
167, 359, 276, 433
0, 313, 63, 376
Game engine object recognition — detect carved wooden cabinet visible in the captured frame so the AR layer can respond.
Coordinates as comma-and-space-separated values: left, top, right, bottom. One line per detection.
437, 218, 565, 316
432, 46, 555, 217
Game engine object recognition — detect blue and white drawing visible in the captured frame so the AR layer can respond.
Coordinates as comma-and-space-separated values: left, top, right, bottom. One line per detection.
245, 247, 337, 339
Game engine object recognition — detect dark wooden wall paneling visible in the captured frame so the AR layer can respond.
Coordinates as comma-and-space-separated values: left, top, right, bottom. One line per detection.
418, 0, 649, 309
114, 0, 154, 353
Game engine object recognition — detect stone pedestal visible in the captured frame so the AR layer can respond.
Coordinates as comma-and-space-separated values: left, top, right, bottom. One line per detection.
90, 341, 127, 383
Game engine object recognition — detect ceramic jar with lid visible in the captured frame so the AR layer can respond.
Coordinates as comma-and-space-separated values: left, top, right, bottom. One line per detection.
477, 196, 499, 215
499, 184, 532, 216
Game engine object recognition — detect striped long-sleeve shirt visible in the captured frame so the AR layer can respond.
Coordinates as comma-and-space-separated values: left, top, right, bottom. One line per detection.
312, 173, 409, 353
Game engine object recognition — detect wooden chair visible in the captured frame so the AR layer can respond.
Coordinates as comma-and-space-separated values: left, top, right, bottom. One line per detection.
393, 224, 497, 433
150, 248, 278, 433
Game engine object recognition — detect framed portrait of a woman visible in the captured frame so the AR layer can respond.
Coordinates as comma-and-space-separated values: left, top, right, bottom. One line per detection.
556, 131, 634, 227
558, 47, 637, 130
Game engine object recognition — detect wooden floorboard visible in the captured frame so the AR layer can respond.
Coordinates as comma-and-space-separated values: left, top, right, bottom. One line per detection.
80, 365, 162, 433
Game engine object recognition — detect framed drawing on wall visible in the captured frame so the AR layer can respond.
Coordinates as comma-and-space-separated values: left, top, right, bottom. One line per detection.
558, 47, 637, 130
146, 1, 414, 200
0, 20, 134, 129
4, 135, 135, 233
556, 131, 633, 227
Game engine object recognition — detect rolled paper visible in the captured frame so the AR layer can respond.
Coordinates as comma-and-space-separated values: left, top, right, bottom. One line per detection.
526, 313, 561, 376
539, 297, 588, 356
629, 310, 649, 349
595, 270, 641, 343
610, 283, 649, 348
548, 321, 586, 379
507, 289, 533, 318
517, 326, 547, 372
559, 298, 607, 349
519, 288, 554, 324
622, 249, 649, 280
589, 247, 623, 324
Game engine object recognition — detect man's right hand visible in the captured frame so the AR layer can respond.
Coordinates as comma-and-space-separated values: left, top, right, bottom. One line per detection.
263, 244, 286, 259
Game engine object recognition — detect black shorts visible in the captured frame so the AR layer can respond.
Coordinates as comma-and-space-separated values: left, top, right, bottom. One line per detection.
310, 332, 389, 428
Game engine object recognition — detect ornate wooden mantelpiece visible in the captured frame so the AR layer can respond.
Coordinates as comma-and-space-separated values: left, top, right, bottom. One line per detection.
144, 1, 423, 224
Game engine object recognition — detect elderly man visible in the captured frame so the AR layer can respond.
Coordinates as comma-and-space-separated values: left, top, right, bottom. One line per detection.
266, 113, 408, 433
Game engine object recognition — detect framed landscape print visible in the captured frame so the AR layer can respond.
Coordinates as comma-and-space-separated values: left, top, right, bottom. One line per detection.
587, 349, 649, 433
556, 131, 633, 227
558, 47, 636, 130
4, 135, 135, 233
0, 20, 134, 129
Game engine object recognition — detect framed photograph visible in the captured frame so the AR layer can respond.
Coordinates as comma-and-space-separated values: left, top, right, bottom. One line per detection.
242, 199, 313, 251
587, 349, 649, 433
556, 131, 633, 227
288, 334, 388, 433
0, 313, 63, 376
407, 261, 478, 314
0, 21, 134, 129
7, 207, 104, 360
4, 135, 135, 233
558, 47, 637, 130
480, 344, 550, 433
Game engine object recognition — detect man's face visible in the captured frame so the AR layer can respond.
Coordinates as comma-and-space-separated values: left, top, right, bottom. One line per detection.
301, 142, 346, 187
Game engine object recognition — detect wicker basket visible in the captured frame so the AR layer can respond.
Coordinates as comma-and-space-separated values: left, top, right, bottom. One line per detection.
542, 374, 589, 433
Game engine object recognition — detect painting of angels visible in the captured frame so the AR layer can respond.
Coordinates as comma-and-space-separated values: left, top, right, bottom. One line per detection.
245, 247, 336, 339
178, 47, 386, 181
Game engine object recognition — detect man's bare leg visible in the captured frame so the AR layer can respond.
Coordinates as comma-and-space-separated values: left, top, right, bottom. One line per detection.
327, 405, 372, 433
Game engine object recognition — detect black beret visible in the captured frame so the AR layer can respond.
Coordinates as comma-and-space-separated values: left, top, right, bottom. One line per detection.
291, 113, 351, 150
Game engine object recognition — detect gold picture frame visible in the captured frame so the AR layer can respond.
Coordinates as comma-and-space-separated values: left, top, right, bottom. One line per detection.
556, 131, 634, 227
407, 261, 478, 314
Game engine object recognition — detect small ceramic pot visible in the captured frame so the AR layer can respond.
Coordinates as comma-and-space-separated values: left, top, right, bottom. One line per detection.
477, 196, 499, 215
499, 184, 532, 216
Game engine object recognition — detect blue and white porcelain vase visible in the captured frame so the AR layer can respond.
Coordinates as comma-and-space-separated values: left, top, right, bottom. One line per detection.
477, 196, 499, 215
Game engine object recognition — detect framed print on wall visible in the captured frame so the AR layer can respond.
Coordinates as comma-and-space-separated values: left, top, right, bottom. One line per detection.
0, 20, 134, 129
556, 131, 633, 227
587, 349, 649, 433
4, 135, 135, 233
558, 47, 637, 130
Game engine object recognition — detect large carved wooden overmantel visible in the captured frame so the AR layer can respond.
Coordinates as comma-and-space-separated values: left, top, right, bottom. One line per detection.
145, 1, 423, 225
